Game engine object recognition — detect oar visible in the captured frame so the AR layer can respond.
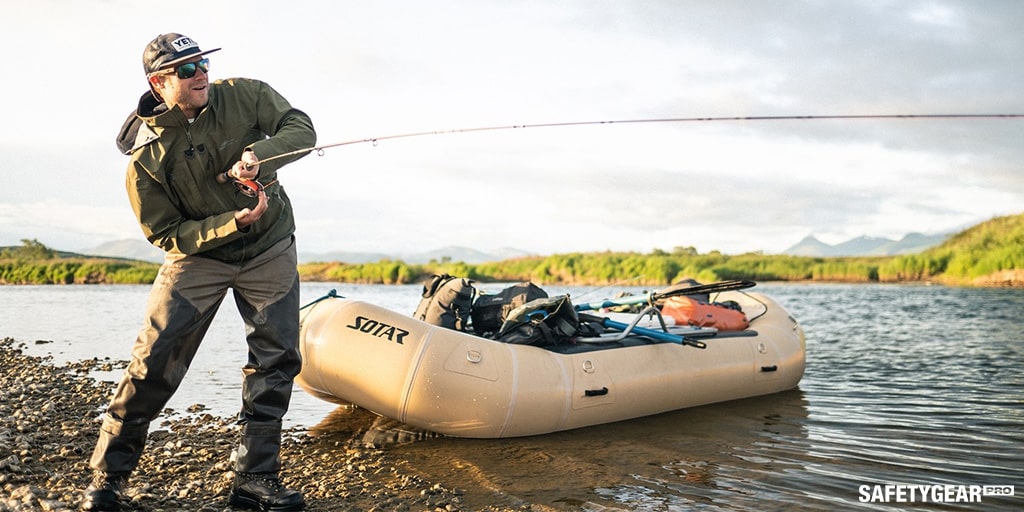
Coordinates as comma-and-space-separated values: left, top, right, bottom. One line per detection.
574, 279, 756, 312
577, 313, 707, 349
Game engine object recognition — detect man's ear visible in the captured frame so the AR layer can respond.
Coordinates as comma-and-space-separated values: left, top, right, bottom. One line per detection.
148, 74, 164, 91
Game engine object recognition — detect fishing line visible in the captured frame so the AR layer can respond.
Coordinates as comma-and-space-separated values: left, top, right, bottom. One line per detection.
232, 113, 1023, 193
255, 113, 1024, 166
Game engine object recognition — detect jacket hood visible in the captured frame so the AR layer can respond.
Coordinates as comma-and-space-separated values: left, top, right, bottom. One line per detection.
115, 91, 169, 155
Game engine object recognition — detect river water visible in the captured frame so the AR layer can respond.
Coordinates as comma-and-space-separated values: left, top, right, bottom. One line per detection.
1, 282, 1021, 510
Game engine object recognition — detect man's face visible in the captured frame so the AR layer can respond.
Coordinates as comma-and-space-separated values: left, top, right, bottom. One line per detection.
151, 57, 211, 115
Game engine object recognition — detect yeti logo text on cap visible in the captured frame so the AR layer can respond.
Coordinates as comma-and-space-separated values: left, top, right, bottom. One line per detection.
170, 36, 199, 52
143, 33, 221, 74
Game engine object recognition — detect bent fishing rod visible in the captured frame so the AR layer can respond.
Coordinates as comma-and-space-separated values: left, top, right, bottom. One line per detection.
228, 112, 1024, 195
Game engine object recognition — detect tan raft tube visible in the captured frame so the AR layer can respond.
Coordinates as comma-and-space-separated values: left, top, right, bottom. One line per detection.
296, 290, 806, 438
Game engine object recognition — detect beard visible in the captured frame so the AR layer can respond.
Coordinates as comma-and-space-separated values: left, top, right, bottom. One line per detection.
167, 82, 210, 115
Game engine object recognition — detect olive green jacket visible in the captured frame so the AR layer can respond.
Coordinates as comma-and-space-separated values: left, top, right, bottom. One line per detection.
122, 78, 316, 262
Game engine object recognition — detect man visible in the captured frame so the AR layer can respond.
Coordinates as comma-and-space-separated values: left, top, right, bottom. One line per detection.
82, 33, 316, 511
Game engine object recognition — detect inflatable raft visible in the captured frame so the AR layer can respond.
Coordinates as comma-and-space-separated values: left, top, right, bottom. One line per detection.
295, 289, 805, 438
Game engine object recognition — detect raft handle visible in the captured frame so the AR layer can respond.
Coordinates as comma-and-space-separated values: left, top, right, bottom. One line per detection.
760, 365, 778, 372
585, 387, 609, 397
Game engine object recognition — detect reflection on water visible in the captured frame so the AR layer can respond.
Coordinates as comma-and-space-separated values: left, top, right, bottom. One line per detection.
4, 283, 1023, 510
308, 389, 814, 510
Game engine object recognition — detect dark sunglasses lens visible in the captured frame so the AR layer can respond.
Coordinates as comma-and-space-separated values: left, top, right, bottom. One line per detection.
176, 63, 198, 79
175, 59, 209, 79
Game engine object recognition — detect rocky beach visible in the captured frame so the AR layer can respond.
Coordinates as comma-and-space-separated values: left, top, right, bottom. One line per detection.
0, 337, 537, 512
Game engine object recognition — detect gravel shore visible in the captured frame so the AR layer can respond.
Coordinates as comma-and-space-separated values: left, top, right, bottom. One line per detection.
0, 337, 532, 512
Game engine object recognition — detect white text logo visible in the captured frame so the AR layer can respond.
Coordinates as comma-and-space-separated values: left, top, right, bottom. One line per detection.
858, 484, 1014, 503
171, 37, 198, 52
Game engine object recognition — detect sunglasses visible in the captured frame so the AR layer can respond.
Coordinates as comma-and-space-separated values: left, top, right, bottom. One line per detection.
161, 58, 210, 79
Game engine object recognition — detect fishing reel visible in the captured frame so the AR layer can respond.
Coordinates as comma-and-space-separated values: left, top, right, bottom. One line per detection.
224, 175, 277, 197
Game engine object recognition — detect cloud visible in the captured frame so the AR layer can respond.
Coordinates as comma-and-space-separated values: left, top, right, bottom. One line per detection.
1, 0, 1021, 256
0, 201, 139, 250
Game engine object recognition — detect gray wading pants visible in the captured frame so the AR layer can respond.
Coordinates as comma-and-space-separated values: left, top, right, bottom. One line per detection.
90, 236, 301, 475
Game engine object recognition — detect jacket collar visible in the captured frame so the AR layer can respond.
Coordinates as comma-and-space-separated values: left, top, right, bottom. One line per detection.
117, 89, 209, 155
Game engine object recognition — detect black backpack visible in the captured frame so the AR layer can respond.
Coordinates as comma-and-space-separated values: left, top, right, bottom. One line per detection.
493, 295, 579, 346
471, 282, 548, 335
412, 274, 476, 331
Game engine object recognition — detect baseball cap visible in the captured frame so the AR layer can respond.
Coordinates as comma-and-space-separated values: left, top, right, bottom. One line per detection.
143, 33, 221, 74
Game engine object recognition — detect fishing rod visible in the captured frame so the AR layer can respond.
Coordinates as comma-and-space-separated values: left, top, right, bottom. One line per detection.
230, 113, 1024, 195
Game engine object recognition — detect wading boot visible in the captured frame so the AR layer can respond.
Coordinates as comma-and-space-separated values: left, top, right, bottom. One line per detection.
80, 471, 128, 511
229, 472, 305, 511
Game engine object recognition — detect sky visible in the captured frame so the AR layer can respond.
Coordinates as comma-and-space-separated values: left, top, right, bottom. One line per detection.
2, 0, 1022, 258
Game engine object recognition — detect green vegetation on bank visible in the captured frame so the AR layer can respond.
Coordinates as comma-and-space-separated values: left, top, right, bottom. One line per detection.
3, 212, 1022, 286
296, 251, 912, 286
0, 239, 159, 284
299, 213, 1023, 287
883, 213, 1024, 284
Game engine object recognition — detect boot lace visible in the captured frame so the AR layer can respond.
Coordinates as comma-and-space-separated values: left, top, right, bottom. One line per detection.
239, 472, 284, 491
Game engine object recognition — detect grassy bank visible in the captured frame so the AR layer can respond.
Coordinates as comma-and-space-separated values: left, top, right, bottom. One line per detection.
3, 212, 1022, 287
295, 212, 1024, 287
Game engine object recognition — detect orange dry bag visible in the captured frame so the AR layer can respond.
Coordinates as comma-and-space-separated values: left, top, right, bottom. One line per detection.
660, 296, 749, 331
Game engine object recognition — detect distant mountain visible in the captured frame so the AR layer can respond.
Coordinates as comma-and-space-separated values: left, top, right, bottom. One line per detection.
403, 246, 533, 264
784, 236, 833, 257
488, 247, 536, 261
300, 246, 533, 264
79, 239, 165, 263
299, 250, 392, 264
783, 232, 950, 257
81, 239, 533, 265
81, 234, 946, 263
879, 232, 952, 255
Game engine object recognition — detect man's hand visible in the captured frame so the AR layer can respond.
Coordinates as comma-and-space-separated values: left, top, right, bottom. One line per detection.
234, 188, 269, 228
228, 150, 261, 181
